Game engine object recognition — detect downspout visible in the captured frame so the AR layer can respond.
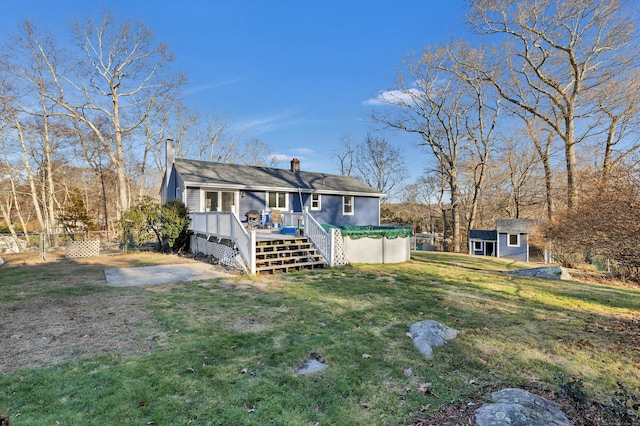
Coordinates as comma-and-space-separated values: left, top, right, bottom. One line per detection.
297, 188, 305, 233
297, 188, 304, 213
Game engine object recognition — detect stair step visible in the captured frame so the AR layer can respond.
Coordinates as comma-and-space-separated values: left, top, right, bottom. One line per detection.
256, 254, 324, 266
256, 241, 313, 249
256, 260, 326, 273
256, 243, 314, 252
256, 249, 319, 258
253, 236, 327, 274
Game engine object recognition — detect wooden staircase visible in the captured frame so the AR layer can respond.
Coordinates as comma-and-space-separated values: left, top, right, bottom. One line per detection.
255, 236, 327, 274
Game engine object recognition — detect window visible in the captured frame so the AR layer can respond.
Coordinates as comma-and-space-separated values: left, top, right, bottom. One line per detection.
205, 191, 218, 212
507, 233, 520, 247
267, 192, 288, 210
310, 194, 321, 211
473, 241, 483, 251
343, 195, 354, 215
204, 190, 236, 212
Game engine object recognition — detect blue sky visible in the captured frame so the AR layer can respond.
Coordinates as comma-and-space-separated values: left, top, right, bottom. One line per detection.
1, 0, 469, 184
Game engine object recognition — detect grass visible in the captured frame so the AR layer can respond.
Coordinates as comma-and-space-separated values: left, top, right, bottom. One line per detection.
1, 251, 639, 424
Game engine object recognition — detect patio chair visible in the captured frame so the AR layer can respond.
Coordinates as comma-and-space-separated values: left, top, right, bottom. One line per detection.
270, 209, 282, 228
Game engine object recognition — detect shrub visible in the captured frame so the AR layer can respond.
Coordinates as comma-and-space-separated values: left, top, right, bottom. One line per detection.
119, 196, 161, 246
160, 199, 190, 252
119, 197, 190, 252
544, 166, 640, 280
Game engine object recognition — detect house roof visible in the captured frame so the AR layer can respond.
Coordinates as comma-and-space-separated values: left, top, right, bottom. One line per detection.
469, 230, 497, 241
496, 218, 539, 234
173, 158, 385, 197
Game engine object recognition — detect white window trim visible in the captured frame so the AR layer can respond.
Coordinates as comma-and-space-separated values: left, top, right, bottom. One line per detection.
507, 233, 520, 247
310, 194, 321, 211
473, 241, 483, 251
342, 195, 354, 216
266, 191, 289, 211
201, 189, 239, 215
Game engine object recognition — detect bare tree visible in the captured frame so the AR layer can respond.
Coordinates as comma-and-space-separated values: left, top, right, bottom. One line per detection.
523, 116, 559, 219
0, 25, 67, 233
0, 77, 46, 232
591, 67, 640, 176
467, 0, 638, 209
332, 136, 356, 176
21, 14, 184, 217
500, 135, 546, 218
353, 134, 408, 202
372, 42, 500, 251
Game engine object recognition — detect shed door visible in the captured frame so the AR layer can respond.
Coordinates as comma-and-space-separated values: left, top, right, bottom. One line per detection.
486, 242, 495, 256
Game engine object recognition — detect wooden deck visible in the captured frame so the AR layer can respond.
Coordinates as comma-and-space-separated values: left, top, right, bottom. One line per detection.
254, 229, 302, 241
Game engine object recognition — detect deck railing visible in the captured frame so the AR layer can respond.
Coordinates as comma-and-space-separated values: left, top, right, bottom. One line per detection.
190, 209, 333, 273
190, 212, 256, 274
302, 207, 333, 266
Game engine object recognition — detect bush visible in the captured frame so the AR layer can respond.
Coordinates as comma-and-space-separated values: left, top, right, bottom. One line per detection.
160, 199, 190, 252
544, 166, 640, 280
119, 197, 190, 252
119, 196, 161, 246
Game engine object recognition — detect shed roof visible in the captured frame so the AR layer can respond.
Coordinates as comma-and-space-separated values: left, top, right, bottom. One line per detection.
496, 218, 539, 234
469, 230, 497, 241
173, 158, 384, 196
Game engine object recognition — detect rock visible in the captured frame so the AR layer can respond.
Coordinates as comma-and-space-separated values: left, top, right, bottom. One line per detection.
295, 354, 326, 375
508, 266, 572, 281
0, 257, 4, 266
408, 320, 459, 357
475, 388, 570, 426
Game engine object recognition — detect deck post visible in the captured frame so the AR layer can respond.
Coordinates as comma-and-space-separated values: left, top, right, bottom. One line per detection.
249, 230, 257, 275
329, 228, 337, 267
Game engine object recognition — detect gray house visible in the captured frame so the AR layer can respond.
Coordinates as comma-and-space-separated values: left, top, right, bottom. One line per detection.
162, 155, 384, 227
159, 140, 388, 274
469, 219, 538, 262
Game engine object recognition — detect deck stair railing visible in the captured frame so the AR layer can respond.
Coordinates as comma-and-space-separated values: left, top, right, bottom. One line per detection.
302, 207, 334, 266
189, 212, 256, 274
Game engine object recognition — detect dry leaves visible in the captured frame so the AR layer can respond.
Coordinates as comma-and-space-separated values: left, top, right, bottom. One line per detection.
418, 382, 438, 397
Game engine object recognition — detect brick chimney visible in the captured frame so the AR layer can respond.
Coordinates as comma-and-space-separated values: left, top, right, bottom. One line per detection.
290, 158, 300, 172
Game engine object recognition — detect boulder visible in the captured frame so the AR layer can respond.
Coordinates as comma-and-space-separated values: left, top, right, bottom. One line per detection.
508, 266, 572, 281
475, 388, 570, 426
408, 320, 459, 357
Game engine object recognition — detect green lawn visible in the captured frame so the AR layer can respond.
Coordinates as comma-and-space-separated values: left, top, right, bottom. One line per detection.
1, 252, 639, 425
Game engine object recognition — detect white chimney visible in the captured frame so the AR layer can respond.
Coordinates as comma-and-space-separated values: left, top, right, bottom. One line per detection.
163, 138, 175, 202
166, 138, 175, 171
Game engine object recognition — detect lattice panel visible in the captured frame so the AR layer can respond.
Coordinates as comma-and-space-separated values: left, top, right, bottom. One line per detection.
332, 229, 348, 266
190, 236, 246, 272
66, 240, 100, 258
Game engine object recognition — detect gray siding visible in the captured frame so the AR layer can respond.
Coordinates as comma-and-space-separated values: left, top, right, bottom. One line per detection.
185, 187, 200, 212
310, 195, 379, 226
165, 167, 186, 205
239, 191, 267, 218
498, 232, 529, 262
